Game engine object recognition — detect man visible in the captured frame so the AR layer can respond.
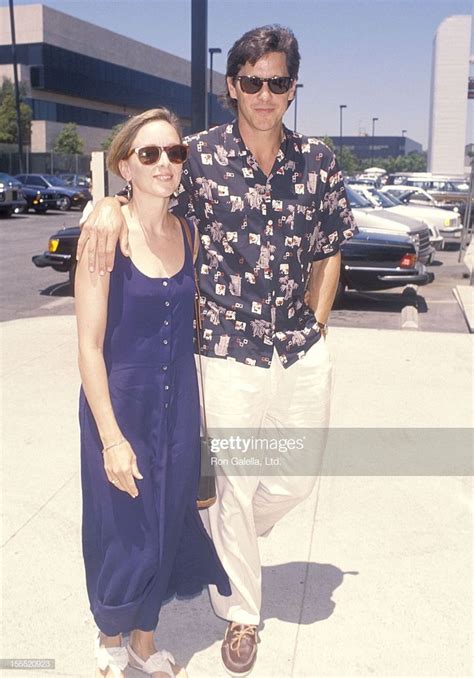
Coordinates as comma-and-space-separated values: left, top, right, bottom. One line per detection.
79, 25, 356, 677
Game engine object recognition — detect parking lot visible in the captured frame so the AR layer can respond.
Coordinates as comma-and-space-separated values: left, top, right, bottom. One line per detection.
0, 210, 471, 332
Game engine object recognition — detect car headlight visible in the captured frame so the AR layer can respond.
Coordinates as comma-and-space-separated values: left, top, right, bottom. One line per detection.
49, 239, 59, 253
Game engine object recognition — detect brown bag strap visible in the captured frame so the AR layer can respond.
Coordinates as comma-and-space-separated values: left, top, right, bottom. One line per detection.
177, 215, 208, 443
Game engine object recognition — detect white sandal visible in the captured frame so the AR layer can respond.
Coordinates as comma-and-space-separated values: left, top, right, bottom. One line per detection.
94, 634, 128, 678
126, 643, 187, 678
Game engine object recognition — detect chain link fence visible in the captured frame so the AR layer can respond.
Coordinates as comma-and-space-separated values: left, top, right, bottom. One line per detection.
0, 148, 91, 176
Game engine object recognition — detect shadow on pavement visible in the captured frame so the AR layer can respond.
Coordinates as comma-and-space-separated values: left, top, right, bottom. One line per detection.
336, 289, 429, 313
40, 280, 72, 297
142, 561, 354, 670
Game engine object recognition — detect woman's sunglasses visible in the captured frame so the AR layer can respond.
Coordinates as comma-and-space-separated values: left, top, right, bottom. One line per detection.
129, 144, 189, 165
234, 75, 294, 95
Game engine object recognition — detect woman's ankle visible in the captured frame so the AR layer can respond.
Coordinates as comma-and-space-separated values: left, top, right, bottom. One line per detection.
129, 630, 156, 656
99, 632, 122, 648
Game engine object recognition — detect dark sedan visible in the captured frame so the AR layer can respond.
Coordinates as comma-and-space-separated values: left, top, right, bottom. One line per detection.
33, 226, 434, 302
15, 173, 92, 211
338, 229, 434, 303
0, 172, 58, 214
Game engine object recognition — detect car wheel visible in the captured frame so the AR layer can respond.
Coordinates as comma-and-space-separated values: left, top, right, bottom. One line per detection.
69, 262, 77, 295
57, 196, 72, 211
0, 207, 14, 218
15, 205, 29, 214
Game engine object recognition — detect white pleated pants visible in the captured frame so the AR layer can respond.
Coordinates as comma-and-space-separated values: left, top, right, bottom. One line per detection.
196, 338, 333, 625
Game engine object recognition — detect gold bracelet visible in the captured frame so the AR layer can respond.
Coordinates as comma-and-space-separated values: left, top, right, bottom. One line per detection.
102, 438, 125, 454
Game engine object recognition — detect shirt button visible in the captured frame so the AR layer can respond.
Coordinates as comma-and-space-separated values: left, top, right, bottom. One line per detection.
162, 365, 168, 371
163, 339, 168, 345
270, 255, 275, 260
164, 385, 170, 391
163, 280, 168, 287
165, 403, 169, 408
165, 301, 170, 307
164, 320, 169, 326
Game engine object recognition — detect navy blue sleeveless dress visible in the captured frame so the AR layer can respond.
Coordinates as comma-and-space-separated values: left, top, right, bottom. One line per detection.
79, 219, 230, 636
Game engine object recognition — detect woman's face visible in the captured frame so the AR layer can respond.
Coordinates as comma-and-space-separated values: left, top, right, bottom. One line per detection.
119, 120, 183, 199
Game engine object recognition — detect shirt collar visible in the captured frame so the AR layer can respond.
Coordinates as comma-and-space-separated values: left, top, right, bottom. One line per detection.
229, 119, 291, 159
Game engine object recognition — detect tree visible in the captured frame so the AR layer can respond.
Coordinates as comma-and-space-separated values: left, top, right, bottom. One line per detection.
53, 123, 84, 154
101, 122, 124, 151
338, 146, 359, 176
321, 135, 335, 151
0, 78, 32, 145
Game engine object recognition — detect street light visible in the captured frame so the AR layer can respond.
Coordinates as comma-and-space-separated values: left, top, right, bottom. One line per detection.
208, 47, 222, 128
371, 116, 379, 165
339, 104, 347, 157
401, 129, 407, 156
293, 83, 304, 131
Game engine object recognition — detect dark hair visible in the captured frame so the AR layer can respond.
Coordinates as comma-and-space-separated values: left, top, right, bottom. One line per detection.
224, 25, 300, 112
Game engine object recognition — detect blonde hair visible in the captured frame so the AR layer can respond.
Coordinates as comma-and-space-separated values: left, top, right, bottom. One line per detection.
107, 107, 182, 177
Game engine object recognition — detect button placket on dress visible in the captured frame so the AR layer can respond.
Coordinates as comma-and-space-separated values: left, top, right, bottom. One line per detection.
162, 280, 172, 409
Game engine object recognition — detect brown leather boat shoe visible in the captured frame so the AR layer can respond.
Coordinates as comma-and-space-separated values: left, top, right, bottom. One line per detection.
221, 622, 259, 677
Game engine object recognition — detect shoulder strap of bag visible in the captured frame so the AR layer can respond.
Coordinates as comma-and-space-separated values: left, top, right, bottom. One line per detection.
177, 215, 208, 443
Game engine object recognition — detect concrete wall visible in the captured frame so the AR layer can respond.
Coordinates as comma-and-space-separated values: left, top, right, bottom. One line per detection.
428, 15, 471, 174
31, 120, 110, 154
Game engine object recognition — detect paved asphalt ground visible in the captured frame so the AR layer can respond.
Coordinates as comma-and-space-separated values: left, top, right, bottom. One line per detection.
0, 210, 472, 333
1, 209, 472, 677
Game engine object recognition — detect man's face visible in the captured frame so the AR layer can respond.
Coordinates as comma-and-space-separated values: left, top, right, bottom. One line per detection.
227, 51, 297, 134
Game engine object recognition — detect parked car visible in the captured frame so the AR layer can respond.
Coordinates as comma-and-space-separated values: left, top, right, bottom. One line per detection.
380, 186, 464, 241
1, 172, 59, 214
337, 229, 434, 303
32, 225, 434, 304
0, 172, 27, 216
385, 173, 472, 214
57, 173, 91, 189
345, 186, 435, 264
15, 173, 92, 211
349, 184, 445, 249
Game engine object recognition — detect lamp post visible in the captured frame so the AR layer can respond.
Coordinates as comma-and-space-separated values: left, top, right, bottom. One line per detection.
371, 116, 379, 165
208, 47, 222, 128
8, 0, 23, 172
339, 104, 347, 157
293, 83, 304, 131
401, 129, 407, 155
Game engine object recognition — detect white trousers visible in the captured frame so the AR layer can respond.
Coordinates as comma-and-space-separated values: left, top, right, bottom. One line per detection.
196, 339, 333, 625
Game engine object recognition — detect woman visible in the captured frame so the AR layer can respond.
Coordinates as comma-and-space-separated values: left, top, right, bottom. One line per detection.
76, 108, 230, 678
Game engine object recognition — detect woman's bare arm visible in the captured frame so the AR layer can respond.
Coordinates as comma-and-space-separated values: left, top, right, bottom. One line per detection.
75, 244, 142, 497
76, 196, 130, 275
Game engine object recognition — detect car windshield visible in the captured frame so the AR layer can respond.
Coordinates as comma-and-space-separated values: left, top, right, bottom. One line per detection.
43, 175, 68, 186
372, 190, 402, 207
345, 186, 373, 208
0, 172, 14, 182
449, 181, 469, 192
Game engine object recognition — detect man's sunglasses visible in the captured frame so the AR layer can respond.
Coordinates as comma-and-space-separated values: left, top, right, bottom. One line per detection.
129, 144, 189, 165
234, 75, 294, 95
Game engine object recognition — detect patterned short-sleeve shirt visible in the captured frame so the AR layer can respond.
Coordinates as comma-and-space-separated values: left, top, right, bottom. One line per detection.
174, 120, 357, 369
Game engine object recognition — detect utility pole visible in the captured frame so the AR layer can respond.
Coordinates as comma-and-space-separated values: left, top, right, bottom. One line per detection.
208, 47, 222, 128
339, 104, 347, 157
8, 0, 23, 172
191, 0, 207, 133
371, 117, 378, 165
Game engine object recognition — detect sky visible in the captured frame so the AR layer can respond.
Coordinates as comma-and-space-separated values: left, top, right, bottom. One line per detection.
4, 0, 474, 149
